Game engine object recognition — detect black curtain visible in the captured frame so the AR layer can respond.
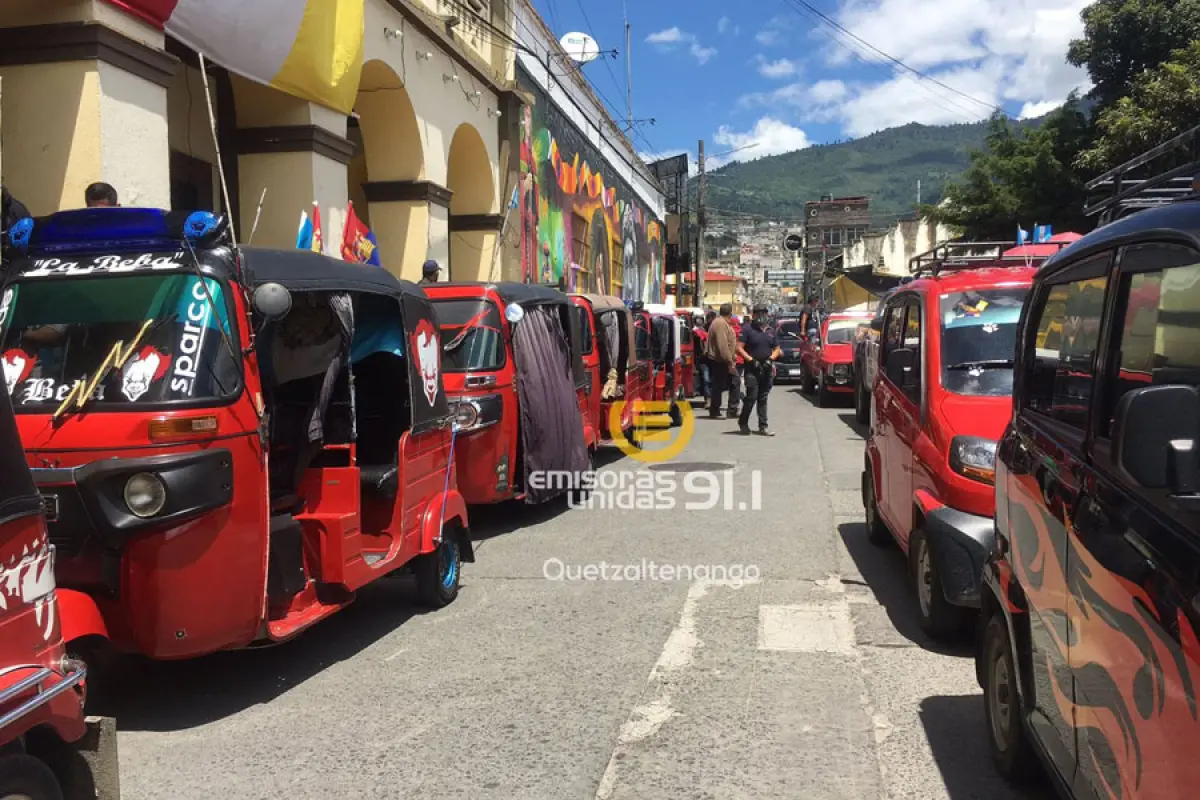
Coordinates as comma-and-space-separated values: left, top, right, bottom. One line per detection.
512, 305, 589, 503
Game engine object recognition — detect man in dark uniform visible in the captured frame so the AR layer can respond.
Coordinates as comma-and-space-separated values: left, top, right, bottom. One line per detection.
736, 303, 782, 436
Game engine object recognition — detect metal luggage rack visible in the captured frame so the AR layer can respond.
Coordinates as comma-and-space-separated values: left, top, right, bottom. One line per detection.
1084, 124, 1200, 225
908, 241, 1068, 277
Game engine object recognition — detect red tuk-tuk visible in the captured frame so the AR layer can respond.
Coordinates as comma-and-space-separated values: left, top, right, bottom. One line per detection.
426, 283, 590, 504
2, 209, 472, 662
643, 303, 688, 424
570, 294, 651, 445
674, 308, 698, 400
0, 375, 118, 798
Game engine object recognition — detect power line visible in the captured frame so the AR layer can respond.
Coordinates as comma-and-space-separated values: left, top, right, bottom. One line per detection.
571, 0, 629, 117
780, 0, 1002, 119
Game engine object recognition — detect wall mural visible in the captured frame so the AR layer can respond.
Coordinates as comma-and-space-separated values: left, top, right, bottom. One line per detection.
518, 66, 663, 303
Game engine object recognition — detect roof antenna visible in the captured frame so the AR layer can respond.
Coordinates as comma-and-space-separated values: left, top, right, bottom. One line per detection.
197, 52, 238, 250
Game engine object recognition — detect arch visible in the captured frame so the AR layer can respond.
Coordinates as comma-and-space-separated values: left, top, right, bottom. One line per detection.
446, 123, 497, 282
352, 59, 425, 280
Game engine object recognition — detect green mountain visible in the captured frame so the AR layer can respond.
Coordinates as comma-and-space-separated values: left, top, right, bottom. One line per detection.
692, 118, 1042, 224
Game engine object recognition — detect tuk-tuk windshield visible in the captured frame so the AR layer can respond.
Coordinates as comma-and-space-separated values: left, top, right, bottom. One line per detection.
432, 299, 505, 372
0, 273, 239, 411
824, 320, 859, 345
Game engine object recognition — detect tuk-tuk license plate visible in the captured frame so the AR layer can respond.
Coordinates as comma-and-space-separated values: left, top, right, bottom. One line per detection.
40, 494, 59, 523
787, 368, 803, 375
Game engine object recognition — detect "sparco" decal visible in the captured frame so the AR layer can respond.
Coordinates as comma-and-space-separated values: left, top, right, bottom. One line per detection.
171, 279, 213, 395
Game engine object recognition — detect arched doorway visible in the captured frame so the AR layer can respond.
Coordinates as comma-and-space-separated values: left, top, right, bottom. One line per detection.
446, 123, 496, 283
352, 59, 424, 280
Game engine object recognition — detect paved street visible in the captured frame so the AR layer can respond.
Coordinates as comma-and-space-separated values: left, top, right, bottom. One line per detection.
94, 386, 1051, 800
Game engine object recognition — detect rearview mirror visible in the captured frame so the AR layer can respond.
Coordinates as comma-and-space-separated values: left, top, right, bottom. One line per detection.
1113, 384, 1200, 494
885, 348, 917, 387
253, 282, 291, 320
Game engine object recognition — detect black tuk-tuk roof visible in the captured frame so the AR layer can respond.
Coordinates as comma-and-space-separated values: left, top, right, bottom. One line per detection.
1037, 201, 1200, 281
241, 247, 427, 299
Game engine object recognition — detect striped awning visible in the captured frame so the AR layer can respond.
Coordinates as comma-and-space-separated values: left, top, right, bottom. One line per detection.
105, 0, 364, 114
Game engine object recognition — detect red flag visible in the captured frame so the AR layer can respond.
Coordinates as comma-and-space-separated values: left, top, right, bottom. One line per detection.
310, 203, 323, 254
341, 202, 382, 266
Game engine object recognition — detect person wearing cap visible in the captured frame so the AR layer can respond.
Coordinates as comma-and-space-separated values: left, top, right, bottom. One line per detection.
735, 303, 782, 436
420, 259, 441, 284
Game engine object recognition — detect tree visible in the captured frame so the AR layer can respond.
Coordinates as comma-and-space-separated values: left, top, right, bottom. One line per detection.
1067, 0, 1200, 108
1077, 41, 1200, 171
926, 102, 1094, 240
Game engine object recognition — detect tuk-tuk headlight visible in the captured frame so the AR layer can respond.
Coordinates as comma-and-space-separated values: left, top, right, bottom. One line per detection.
453, 401, 480, 431
124, 472, 167, 518
949, 436, 997, 485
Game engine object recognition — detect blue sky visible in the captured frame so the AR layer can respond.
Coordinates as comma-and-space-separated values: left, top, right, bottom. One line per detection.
528, 0, 1092, 169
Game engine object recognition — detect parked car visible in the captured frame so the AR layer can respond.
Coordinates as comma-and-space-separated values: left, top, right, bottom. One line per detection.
980, 202, 1200, 797
853, 289, 898, 424
773, 317, 805, 382
862, 258, 1037, 638
800, 311, 872, 406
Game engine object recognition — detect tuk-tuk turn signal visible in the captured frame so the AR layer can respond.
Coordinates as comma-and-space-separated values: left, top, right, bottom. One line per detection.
149, 415, 219, 442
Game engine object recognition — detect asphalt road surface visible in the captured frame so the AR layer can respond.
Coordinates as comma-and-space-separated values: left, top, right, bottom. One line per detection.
94, 384, 1056, 800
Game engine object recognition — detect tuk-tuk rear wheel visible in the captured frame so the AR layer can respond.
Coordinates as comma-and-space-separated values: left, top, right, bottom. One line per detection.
414, 531, 462, 608
0, 753, 63, 800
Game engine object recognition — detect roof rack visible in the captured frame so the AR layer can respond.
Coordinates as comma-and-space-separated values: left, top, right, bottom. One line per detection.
1084, 124, 1200, 225
907, 241, 1067, 276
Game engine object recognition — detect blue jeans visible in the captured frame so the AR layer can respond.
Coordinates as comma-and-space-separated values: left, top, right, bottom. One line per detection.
695, 362, 711, 398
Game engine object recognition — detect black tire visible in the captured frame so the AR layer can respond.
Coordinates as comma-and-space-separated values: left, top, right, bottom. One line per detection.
982, 614, 1041, 784
0, 753, 64, 800
910, 528, 968, 639
801, 366, 815, 394
816, 375, 831, 408
854, 379, 870, 424
861, 466, 891, 547
414, 531, 462, 608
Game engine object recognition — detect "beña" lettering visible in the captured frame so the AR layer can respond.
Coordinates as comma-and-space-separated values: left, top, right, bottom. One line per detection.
170, 280, 212, 395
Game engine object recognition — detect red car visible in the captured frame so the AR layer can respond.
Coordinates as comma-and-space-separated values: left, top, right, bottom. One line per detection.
799, 312, 872, 407
862, 254, 1038, 638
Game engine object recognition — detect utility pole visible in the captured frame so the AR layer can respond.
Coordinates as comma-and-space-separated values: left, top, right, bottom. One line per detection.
917, 179, 921, 206
623, 0, 632, 132
697, 139, 706, 307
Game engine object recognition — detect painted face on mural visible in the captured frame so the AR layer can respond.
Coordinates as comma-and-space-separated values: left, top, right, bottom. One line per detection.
622, 205, 639, 301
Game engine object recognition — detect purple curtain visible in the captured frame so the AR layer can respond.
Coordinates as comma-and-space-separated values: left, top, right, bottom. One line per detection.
512, 305, 589, 503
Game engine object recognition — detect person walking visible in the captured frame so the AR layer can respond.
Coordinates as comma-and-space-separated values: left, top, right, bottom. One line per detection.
692, 314, 710, 399
736, 303, 782, 436
420, 259, 441, 284
727, 314, 744, 418
704, 304, 738, 419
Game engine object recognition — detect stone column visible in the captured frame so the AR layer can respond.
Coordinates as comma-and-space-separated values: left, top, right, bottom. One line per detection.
0, 15, 178, 214
449, 213, 504, 283
231, 77, 352, 250
362, 181, 452, 282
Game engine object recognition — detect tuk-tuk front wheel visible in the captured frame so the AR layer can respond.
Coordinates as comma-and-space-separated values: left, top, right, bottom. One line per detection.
415, 532, 462, 608
0, 753, 63, 800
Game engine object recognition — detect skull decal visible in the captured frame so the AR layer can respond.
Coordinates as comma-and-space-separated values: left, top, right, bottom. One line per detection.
2, 349, 35, 396
121, 346, 171, 402
413, 319, 440, 407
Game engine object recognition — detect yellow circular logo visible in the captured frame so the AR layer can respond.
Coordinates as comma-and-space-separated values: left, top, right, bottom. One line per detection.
609, 399, 695, 463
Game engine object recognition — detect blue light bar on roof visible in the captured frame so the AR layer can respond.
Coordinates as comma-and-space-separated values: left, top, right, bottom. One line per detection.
8, 208, 229, 256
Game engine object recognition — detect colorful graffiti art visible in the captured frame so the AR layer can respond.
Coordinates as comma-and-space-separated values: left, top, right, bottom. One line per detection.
518, 68, 664, 303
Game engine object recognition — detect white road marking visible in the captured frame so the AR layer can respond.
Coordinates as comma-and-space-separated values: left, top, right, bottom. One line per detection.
757, 602, 856, 655
594, 578, 756, 800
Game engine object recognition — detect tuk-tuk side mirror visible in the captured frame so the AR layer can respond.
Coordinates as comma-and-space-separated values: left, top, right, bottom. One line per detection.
885, 348, 917, 387
253, 282, 292, 320
1112, 384, 1200, 495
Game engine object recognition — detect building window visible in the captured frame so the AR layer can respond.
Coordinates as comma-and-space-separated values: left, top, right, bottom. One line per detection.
847, 226, 868, 244
571, 213, 589, 279
822, 228, 843, 247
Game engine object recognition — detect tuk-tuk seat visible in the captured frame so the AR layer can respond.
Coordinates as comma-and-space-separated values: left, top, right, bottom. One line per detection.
359, 464, 399, 498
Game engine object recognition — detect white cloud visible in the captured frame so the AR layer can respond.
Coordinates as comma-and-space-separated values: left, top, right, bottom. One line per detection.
734, 0, 1091, 138
1019, 100, 1060, 119
691, 43, 718, 65
755, 16, 791, 47
757, 57, 799, 79
646, 27, 687, 45
712, 117, 812, 165
646, 27, 717, 65
718, 16, 731, 34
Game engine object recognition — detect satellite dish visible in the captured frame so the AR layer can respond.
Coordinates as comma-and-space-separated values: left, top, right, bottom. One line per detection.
560, 32, 601, 64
